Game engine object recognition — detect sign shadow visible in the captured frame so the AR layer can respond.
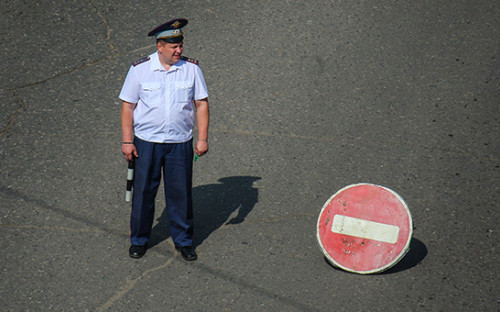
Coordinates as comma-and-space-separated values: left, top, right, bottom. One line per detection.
322, 238, 428, 274
149, 176, 261, 248
382, 237, 428, 274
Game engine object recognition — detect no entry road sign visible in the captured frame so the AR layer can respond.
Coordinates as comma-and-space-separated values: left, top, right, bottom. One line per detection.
317, 183, 412, 274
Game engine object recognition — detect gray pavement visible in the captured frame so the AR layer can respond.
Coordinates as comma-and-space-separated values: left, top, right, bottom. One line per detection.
1, 0, 498, 311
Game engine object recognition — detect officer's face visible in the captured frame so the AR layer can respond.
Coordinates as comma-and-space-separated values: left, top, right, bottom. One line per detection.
158, 41, 184, 65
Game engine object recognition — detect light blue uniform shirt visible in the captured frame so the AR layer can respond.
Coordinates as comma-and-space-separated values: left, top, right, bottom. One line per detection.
119, 52, 208, 143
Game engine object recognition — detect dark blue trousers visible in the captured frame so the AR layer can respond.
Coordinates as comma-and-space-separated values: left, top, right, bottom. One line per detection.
130, 136, 193, 247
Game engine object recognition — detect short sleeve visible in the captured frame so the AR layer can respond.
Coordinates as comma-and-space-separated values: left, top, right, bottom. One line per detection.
193, 66, 209, 101
119, 66, 140, 104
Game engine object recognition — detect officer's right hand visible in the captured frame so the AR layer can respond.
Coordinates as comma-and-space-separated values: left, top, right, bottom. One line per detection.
122, 144, 138, 162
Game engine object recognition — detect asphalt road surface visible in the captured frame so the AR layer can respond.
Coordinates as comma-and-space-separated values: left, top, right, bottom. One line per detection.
1, 1, 498, 311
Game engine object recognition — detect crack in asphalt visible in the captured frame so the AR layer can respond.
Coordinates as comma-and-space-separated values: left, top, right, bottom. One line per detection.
96, 247, 177, 312
1, 0, 136, 138
85, 0, 116, 54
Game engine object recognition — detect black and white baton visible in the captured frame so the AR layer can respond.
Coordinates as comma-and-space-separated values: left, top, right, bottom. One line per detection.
125, 159, 134, 202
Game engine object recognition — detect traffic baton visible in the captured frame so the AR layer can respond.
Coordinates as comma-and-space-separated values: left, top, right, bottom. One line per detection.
125, 159, 134, 202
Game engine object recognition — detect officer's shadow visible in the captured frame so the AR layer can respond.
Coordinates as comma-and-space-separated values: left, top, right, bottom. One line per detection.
149, 176, 261, 249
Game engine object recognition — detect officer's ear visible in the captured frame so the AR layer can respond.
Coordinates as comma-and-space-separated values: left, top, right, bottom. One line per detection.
157, 40, 169, 51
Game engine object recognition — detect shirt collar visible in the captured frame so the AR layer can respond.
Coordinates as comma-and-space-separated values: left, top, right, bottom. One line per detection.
150, 52, 183, 72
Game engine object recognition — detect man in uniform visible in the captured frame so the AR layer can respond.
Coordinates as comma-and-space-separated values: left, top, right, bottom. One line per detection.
119, 18, 209, 260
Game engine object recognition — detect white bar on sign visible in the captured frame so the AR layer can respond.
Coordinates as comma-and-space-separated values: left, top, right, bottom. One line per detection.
331, 214, 400, 244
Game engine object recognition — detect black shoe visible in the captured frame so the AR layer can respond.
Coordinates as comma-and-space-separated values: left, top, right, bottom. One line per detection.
176, 246, 197, 261
129, 244, 147, 259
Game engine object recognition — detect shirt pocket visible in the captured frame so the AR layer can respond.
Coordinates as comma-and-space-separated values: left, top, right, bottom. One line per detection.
140, 83, 162, 104
174, 81, 194, 103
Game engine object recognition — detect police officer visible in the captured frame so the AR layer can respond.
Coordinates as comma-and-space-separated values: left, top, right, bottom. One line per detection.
119, 18, 209, 260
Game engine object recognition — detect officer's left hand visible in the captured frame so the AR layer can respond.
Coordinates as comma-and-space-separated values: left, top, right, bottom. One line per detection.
195, 140, 209, 157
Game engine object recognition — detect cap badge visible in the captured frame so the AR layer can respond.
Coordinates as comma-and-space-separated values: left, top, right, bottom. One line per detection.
172, 21, 182, 28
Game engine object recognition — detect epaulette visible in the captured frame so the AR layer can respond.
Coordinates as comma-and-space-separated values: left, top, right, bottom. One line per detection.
132, 56, 150, 67
180, 56, 199, 65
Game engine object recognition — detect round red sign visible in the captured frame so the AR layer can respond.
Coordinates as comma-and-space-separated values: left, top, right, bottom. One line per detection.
317, 183, 412, 274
